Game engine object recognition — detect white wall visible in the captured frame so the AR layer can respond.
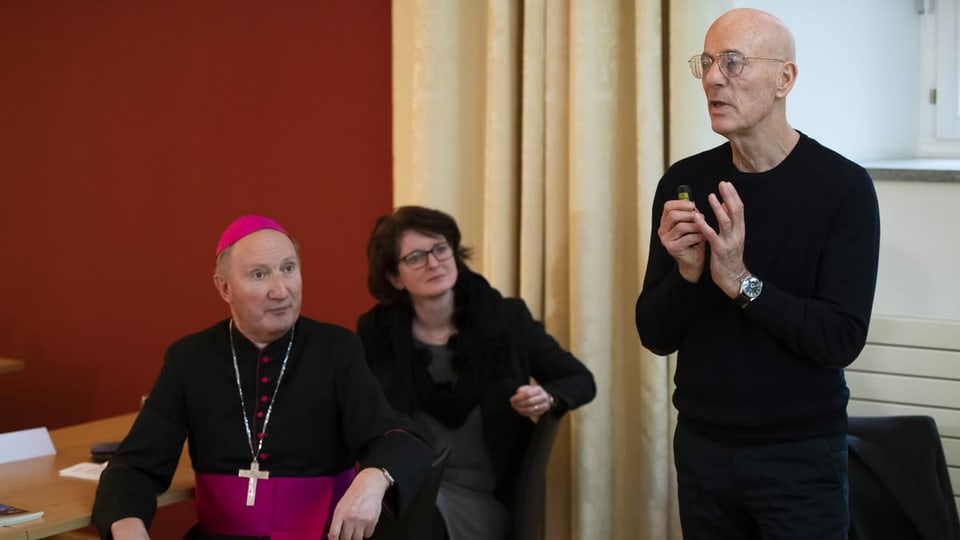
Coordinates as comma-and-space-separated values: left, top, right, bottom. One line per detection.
751, 0, 921, 162
871, 179, 960, 320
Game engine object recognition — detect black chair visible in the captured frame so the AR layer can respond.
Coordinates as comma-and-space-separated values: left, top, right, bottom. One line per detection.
371, 445, 450, 540
847, 415, 960, 540
512, 410, 563, 540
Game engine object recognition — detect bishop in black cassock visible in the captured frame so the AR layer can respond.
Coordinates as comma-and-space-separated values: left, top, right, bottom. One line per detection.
93, 215, 432, 540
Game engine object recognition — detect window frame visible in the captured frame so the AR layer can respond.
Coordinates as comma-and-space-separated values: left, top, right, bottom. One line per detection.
919, 0, 960, 156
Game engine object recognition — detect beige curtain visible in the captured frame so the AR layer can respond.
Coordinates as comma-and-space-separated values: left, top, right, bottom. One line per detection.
392, 1, 731, 538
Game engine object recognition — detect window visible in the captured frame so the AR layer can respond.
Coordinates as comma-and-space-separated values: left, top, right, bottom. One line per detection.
919, 0, 960, 156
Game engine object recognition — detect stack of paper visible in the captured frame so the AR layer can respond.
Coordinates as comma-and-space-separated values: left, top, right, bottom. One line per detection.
58, 461, 108, 481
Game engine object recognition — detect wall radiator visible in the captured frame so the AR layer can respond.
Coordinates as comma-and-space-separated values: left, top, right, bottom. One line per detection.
846, 315, 960, 515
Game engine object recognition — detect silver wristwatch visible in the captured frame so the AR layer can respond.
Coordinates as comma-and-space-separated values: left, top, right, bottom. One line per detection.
737, 274, 763, 308
380, 467, 395, 487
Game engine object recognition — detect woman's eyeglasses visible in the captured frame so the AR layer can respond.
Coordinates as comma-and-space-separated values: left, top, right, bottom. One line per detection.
399, 243, 453, 269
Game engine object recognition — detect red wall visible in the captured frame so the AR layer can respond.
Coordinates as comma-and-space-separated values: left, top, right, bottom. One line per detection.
1, 2, 393, 534
0, 2, 393, 430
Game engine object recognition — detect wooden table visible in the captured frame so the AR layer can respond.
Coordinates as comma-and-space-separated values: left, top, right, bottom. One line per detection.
0, 358, 25, 375
0, 413, 194, 539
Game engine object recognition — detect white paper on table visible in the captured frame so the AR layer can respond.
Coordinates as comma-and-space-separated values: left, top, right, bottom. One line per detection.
0, 427, 56, 464
58, 461, 108, 481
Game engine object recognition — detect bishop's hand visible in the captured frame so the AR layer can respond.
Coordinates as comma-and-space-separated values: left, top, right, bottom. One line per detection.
327, 466, 390, 540
110, 517, 150, 540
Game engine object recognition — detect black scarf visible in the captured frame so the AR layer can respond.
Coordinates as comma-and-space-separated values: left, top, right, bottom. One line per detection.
387, 268, 513, 428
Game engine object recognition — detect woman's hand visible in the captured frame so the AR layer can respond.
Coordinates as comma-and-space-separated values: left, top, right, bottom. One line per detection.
510, 384, 553, 422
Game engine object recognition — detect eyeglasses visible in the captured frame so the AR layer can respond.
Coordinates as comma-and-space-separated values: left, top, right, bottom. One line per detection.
398, 242, 453, 269
689, 52, 786, 79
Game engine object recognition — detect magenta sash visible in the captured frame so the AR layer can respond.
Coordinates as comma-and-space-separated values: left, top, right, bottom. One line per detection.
194, 467, 356, 540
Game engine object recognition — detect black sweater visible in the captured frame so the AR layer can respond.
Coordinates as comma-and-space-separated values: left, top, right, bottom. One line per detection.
635, 133, 880, 443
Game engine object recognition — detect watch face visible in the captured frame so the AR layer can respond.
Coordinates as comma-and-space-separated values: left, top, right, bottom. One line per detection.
742, 276, 762, 299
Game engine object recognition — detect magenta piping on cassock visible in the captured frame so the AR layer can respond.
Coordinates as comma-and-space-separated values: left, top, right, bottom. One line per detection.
194, 468, 356, 539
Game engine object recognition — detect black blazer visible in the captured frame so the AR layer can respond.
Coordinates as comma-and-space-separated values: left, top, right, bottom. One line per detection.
357, 270, 596, 505
847, 415, 960, 540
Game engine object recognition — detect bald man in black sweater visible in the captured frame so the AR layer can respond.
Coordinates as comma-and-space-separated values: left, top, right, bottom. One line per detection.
636, 8, 880, 540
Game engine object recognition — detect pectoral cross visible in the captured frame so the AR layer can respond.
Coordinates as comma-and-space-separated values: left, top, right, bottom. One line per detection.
238, 460, 269, 506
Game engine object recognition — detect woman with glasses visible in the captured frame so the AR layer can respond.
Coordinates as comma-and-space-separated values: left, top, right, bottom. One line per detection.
357, 205, 596, 540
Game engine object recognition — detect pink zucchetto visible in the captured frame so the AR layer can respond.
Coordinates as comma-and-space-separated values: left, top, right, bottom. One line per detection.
215, 215, 289, 255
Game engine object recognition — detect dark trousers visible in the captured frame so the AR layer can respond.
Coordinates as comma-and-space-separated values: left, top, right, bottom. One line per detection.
674, 420, 850, 540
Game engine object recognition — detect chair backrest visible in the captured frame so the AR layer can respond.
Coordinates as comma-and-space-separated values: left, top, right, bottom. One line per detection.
512, 411, 562, 540
370, 444, 450, 540
847, 415, 960, 540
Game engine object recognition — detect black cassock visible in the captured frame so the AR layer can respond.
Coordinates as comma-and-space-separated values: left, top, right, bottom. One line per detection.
93, 317, 431, 539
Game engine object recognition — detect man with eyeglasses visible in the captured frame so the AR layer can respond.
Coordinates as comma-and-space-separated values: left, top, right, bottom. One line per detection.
636, 8, 879, 539
93, 214, 433, 540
